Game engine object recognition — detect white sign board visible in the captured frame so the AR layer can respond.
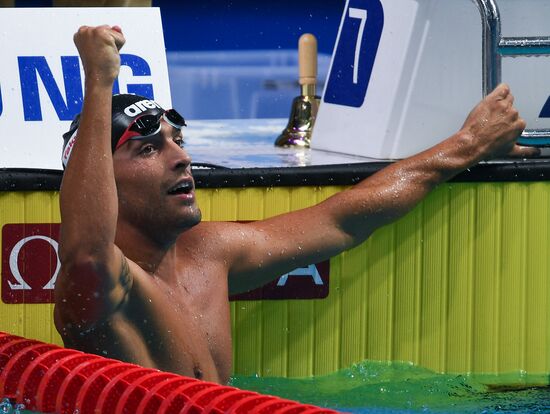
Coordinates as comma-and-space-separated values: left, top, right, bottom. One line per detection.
0, 7, 171, 169
312, 0, 550, 159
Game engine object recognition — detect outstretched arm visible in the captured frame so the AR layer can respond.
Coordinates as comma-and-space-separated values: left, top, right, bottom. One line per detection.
226, 84, 538, 294
55, 26, 128, 328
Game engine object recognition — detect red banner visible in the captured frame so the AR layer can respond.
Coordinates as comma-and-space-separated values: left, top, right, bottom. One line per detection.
2, 224, 60, 304
2, 223, 329, 304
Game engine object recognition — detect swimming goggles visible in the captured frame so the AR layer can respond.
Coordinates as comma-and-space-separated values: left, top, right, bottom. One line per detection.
116, 109, 187, 150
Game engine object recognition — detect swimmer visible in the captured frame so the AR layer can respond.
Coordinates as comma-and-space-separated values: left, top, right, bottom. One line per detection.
54, 25, 539, 384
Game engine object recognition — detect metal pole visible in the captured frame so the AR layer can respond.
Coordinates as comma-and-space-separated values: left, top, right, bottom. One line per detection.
474, 0, 501, 96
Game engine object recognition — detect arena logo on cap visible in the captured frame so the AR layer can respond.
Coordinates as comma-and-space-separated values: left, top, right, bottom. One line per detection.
124, 99, 162, 117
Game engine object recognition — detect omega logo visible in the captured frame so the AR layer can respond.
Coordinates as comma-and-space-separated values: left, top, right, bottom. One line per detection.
2, 224, 60, 304
8, 235, 60, 291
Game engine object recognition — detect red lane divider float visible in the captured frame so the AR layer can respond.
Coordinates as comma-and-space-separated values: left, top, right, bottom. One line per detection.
0, 332, 340, 413
0, 343, 58, 398
75, 363, 138, 414
134, 376, 197, 414
96, 367, 154, 413
57, 358, 120, 414
18, 348, 80, 408
116, 372, 180, 414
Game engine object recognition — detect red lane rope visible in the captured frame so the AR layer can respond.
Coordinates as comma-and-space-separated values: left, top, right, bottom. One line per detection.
0, 332, 340, 413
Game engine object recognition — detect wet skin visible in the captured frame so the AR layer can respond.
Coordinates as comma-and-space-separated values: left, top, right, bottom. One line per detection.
56, 25, 538, 386
54, 105, 532, 384
56, 124, 233, 383
56, 228, 233, 383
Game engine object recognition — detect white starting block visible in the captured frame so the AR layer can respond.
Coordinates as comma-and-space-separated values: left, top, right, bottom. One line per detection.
312, 0, 550, 159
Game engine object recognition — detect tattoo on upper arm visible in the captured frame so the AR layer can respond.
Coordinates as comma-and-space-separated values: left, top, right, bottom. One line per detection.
120, 253, 131, 288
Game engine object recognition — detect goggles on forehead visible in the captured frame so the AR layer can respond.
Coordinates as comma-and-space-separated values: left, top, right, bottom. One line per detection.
115, 109, 187, 151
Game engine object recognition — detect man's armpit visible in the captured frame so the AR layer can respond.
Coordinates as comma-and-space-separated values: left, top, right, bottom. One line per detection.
119, 253, 132, 288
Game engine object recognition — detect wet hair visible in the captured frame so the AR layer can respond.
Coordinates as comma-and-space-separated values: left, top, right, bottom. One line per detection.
61, 94, 166, 168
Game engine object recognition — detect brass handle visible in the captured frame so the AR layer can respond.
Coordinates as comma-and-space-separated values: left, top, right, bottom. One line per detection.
299, 33, 318, 86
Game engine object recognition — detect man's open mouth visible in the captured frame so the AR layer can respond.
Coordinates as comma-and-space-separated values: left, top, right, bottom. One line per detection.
168, 181, 193, 195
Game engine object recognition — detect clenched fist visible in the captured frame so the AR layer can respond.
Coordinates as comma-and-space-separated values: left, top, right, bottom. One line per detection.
73, 25, 126, 87
460, 84, 539, 159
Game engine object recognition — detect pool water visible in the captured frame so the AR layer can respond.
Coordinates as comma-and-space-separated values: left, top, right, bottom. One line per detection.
4, 361, 550, 413
0, 398, 26, 413
230, 361, 550, 413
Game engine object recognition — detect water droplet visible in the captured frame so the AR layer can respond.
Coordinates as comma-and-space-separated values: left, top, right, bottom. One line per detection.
0, 399, 12, 414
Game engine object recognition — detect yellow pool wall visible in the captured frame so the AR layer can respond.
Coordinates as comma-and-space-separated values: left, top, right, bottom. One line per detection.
1, 181, 549, 385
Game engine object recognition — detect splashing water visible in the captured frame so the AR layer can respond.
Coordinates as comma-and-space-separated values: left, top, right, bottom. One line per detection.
3, 361, 550, 413
230, 361, 550, 413
0, 399, 26, 414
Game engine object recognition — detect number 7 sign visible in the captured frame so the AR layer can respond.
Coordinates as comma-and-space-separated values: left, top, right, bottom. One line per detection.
313, 0, 486, 160
324, 0, 384, 108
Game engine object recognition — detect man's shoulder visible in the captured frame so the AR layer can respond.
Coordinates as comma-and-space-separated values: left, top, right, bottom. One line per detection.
177, 220, 244, 241
175, 220, 251, 259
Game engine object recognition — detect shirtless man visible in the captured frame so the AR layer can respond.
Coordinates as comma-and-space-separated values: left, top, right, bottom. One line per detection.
53, 25, 538, 384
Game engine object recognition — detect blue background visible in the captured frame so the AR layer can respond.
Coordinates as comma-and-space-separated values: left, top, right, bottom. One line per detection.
13, 0, 345, 119
14, 0, 343, 54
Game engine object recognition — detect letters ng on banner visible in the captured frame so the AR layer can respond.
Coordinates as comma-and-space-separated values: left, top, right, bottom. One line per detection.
0, 7, 172, 169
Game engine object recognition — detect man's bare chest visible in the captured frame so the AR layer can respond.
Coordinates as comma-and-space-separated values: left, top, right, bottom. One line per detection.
123, 267, 233, 380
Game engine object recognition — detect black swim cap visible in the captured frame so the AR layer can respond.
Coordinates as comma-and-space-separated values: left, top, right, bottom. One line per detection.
61, 94, 166, 168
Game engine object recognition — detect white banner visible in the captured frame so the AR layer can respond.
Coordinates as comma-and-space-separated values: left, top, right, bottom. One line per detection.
312, 0, 550, 159
0, 7, 171, 169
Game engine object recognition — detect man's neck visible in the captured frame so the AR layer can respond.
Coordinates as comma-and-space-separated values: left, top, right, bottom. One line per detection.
115, 221, 180, 275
